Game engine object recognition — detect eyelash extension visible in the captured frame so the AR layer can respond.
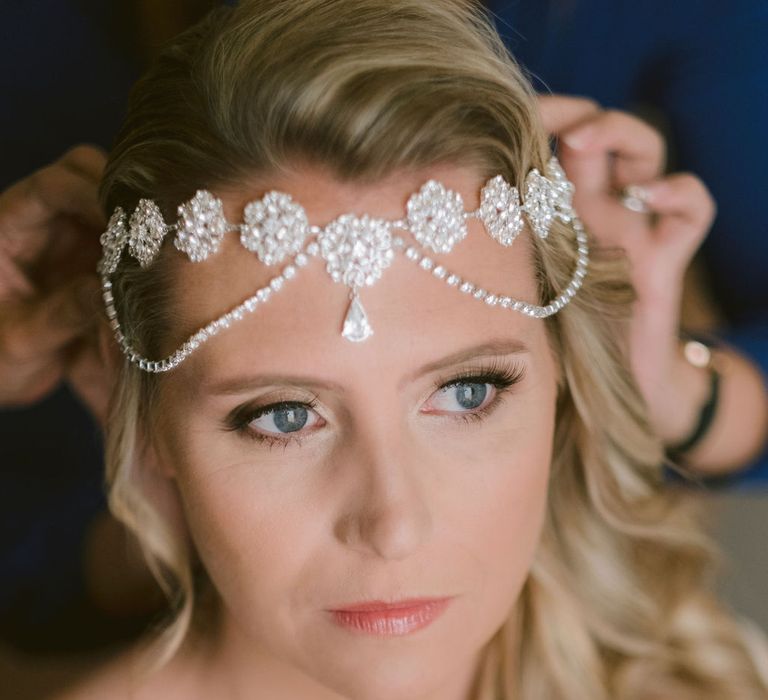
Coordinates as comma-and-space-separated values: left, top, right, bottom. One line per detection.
224, 397, 321, 451
432, 358, 526, 427
223, 359, 526, 450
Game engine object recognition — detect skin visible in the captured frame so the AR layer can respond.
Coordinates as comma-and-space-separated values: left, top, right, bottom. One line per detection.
101, 162, 560, 700
9, 99, 765, 700
29, 98, 763, 700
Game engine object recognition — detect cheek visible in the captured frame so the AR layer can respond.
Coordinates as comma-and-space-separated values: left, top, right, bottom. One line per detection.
445, 420, 552, 635
159, 371, 555, 665
167, 438, 318, 632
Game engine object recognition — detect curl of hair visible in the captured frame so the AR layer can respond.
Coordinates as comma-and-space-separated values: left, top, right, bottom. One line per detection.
99, 0, 768, 696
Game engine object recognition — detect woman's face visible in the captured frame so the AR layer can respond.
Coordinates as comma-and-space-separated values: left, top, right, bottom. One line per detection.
152, 162, 559, 700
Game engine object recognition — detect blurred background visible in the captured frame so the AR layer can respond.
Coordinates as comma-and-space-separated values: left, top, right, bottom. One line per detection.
1, 1, 766, 697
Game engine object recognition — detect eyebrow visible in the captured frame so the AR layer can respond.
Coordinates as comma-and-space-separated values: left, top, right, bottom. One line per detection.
201, 338, 530, 396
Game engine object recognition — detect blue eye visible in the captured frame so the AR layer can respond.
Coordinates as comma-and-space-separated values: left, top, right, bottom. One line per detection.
224, 360, 525, 450
434, 382, 489, 411
258, 403, 311, 434
424, 359, 524, 424
262, 406, 309, 433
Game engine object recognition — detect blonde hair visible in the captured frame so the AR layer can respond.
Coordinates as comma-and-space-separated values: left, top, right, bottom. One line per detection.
99, 0, 768, 697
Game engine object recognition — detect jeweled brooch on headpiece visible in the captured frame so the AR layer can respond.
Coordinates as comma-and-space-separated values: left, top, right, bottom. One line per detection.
99, 156, 588, 373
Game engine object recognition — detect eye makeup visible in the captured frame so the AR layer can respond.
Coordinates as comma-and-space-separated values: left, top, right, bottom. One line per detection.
224, 396, 323, 451
428, 358, 525, 425
222, 358, 526, 451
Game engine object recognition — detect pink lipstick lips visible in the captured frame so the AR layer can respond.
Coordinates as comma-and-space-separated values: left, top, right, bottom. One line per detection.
327, 597, 453, 636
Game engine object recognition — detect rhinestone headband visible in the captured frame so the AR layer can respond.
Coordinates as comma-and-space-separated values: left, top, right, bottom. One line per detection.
99, 155, 589, 373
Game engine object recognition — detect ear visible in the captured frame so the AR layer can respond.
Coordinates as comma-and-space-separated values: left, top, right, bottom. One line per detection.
134, 430, 196, 559
140, 389, 180, 480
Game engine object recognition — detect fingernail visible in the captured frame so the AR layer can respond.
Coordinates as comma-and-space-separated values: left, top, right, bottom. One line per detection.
641, 181, 668, 204
563, 126, 595, 150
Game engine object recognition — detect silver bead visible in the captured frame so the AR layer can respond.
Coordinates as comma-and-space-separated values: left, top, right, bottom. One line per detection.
419, 257, 434, 270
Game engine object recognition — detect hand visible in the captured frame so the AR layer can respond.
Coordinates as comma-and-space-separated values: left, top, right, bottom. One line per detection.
538, 95, 717, 445
0, 145, 112, 422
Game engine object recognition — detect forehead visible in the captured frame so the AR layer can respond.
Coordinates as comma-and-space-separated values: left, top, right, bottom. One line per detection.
164, 163, 545, 384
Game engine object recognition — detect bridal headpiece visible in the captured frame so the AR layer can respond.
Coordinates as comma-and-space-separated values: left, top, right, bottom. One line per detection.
99, 155, 588, 373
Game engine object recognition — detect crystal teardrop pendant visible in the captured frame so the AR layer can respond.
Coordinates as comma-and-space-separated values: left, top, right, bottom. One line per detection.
342, 292, 373, 342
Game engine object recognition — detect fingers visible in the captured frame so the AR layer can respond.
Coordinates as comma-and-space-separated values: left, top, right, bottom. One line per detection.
539, 94, 710, 284
0, 251, 34, 297
538, 95, 608, 195
560, 110, 664, 197
66, 329, 113, 427
0, 146, 106, 262
559, 108, 663, 164
19, 158, 105, 228
0, 358, 65, 406
645, 174, 716, 229
60, 144, 107, 184
644, 173, 716, 258
0, 275, 102, 406
538, 95, 666, 195
0, 147, 109, 407
563, 109, 665, 186
537, 94, 601, 134
0, 275, 101, 377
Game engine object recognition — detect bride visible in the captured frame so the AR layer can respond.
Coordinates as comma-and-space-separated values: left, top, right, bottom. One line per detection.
53, 0, 768, 697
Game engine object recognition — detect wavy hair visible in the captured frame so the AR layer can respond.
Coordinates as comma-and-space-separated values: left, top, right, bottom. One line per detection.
98, 0, 768, 696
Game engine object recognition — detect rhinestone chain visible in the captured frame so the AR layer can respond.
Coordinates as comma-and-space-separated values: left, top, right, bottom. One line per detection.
101, 217, 588, 373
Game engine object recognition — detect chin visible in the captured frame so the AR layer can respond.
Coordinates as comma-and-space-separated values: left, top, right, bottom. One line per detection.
297, 635, 479, 700
321, 665, 453, 700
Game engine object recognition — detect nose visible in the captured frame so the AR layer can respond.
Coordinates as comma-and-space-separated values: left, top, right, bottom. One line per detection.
333, 430, 433, 560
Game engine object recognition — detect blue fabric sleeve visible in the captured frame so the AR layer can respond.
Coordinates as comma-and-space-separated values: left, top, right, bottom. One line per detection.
716, 322, 768, 485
